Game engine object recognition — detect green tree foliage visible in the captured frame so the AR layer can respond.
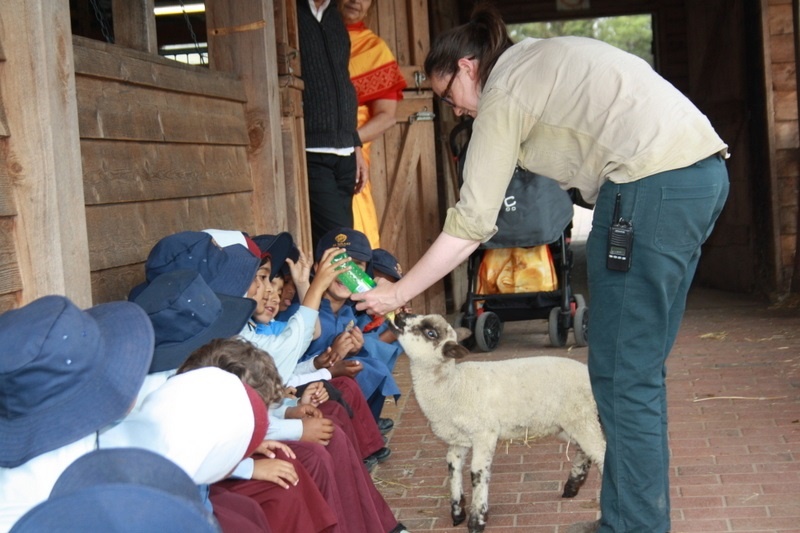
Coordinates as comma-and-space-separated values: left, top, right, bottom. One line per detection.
507, 15, 654, 66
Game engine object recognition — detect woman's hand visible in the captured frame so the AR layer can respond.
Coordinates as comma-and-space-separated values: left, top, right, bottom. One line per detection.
354, 147, 369, 194
352, 277, 405, 316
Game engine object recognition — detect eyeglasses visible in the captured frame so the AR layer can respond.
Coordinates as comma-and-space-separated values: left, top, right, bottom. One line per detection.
438, 69, 459, 108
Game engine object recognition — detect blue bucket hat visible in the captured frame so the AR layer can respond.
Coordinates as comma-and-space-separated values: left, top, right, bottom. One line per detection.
252, 232, 298, 280
0, 296, 154, 468
132, 269, 256, 373
10, 448, 218, 532
128, 231, 260, 300
371, 249, 403, 281
314, 227, 373, 263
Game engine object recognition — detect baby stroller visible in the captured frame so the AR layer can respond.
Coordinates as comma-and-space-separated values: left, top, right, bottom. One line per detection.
449, 119, 588, 352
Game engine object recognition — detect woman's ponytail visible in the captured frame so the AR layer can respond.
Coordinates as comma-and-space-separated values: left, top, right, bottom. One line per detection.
424, 3, 513, 87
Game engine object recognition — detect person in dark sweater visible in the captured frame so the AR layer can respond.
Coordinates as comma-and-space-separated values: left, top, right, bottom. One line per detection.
297, 0, 368, 250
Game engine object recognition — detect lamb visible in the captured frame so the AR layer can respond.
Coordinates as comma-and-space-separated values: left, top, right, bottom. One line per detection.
390, 312, 605, 533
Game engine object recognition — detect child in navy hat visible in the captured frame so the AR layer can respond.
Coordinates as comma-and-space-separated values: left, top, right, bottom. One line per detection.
301, 228, 401, 439
0, 296, 154, 530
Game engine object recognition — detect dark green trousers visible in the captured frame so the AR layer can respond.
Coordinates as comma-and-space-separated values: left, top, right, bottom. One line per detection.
587, 155, 729, 532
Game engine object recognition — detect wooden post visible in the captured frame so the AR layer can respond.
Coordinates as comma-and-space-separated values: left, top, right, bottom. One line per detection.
112, 0, 158, 53
205, 0, 301, 241
0, 0, 92, 307
792, 0, 800, 292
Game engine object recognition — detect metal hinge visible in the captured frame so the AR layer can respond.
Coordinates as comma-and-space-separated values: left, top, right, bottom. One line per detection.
408, 108, 435, 123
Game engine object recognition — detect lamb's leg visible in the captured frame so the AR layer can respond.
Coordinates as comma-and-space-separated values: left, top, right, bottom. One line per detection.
446, 444, 469, 526
562, 446, 591, 498
467, 433, 497, 533
560, 419, 607, 498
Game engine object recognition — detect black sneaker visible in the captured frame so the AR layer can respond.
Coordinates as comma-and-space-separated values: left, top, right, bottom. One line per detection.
378, 417, 394, 434
364, 455, 378, 473
389, 523, 410, 533
367, 446, 391, 463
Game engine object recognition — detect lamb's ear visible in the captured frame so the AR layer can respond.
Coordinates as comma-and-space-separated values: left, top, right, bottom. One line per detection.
442, 340, 470, 359
454, 327, 472, 343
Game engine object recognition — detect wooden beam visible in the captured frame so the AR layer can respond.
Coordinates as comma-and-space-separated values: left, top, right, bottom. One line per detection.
0, 0, 91, 306
206, 0, 297, 239
112, 0, 158, 53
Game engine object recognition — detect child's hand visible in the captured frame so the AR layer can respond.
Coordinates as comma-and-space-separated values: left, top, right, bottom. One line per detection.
313, 348, 336, 369
331, 331, 357, 357
301, 417, 335, 446
286, 248, 312, 286
330, 359, 362, 379
314, 247, 349, 290
252, 458, 299, 488
285, 404, 322, 419
300, 381, 329, 406
349, 326, 364, 352
254, 440, 296, 459
284, 386, 298, 399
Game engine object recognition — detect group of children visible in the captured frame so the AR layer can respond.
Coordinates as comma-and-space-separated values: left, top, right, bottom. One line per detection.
0, 226, 410, 533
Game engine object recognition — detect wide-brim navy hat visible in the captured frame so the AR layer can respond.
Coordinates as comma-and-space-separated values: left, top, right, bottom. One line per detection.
0, 296, 154, 468
314, 227, 373, 263
133, 269, 256, 373
11, 452, 219, 533
51, 448, 204, 509
252, 232, 298, 280
132, 231, 260, 299
371, 248, 403, 281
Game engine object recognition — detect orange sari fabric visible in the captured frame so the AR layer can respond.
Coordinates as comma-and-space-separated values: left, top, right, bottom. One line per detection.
347, 22, 406, 248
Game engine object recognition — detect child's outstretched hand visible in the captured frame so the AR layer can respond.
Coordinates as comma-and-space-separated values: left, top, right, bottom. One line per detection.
252, 458, 299, 488
254, 440, 296, 459
330, 359, 362, 379
286, 248, 313, 287
300, 381, 329, 406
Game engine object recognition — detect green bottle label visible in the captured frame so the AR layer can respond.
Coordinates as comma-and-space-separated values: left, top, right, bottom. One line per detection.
332, 252, 376, 293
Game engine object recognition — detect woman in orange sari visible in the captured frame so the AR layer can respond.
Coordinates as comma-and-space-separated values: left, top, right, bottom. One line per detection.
340, 0, 407, 248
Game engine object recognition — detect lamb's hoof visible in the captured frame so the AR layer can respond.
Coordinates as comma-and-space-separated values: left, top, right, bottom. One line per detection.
467, 513, 487, 533
565, 519, 600, 533
451, 498, 466, 526
562, 480, 580, 498
562, 474, 587, 498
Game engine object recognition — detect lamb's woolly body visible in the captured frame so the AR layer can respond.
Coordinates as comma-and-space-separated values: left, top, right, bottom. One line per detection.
393, 313, 605, 533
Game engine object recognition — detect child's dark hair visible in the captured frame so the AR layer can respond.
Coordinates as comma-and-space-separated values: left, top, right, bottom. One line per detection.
424, 3, 513, 87
177, 337, 285, 406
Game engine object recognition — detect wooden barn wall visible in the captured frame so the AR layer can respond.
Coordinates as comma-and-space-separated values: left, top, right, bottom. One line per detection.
73, 37, 257, 303
766, 0, 799, 293
0, 44, 20, 313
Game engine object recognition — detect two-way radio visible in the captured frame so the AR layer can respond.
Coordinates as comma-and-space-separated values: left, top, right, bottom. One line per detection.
606, 193, 633, 272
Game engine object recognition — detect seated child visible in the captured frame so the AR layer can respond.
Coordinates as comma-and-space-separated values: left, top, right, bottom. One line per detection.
100, 366, 336, 533
0, 296, 154, 531
178, 337, 408, 533
301, 228, 401, 425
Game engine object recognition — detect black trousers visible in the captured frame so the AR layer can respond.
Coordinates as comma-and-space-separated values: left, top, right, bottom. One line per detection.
306, 151, 356, 251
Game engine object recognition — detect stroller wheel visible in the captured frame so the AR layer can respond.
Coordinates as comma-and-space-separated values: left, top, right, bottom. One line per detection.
573, 294, 588, 347
474, 311, 503, 352
548, 306, 569, 347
